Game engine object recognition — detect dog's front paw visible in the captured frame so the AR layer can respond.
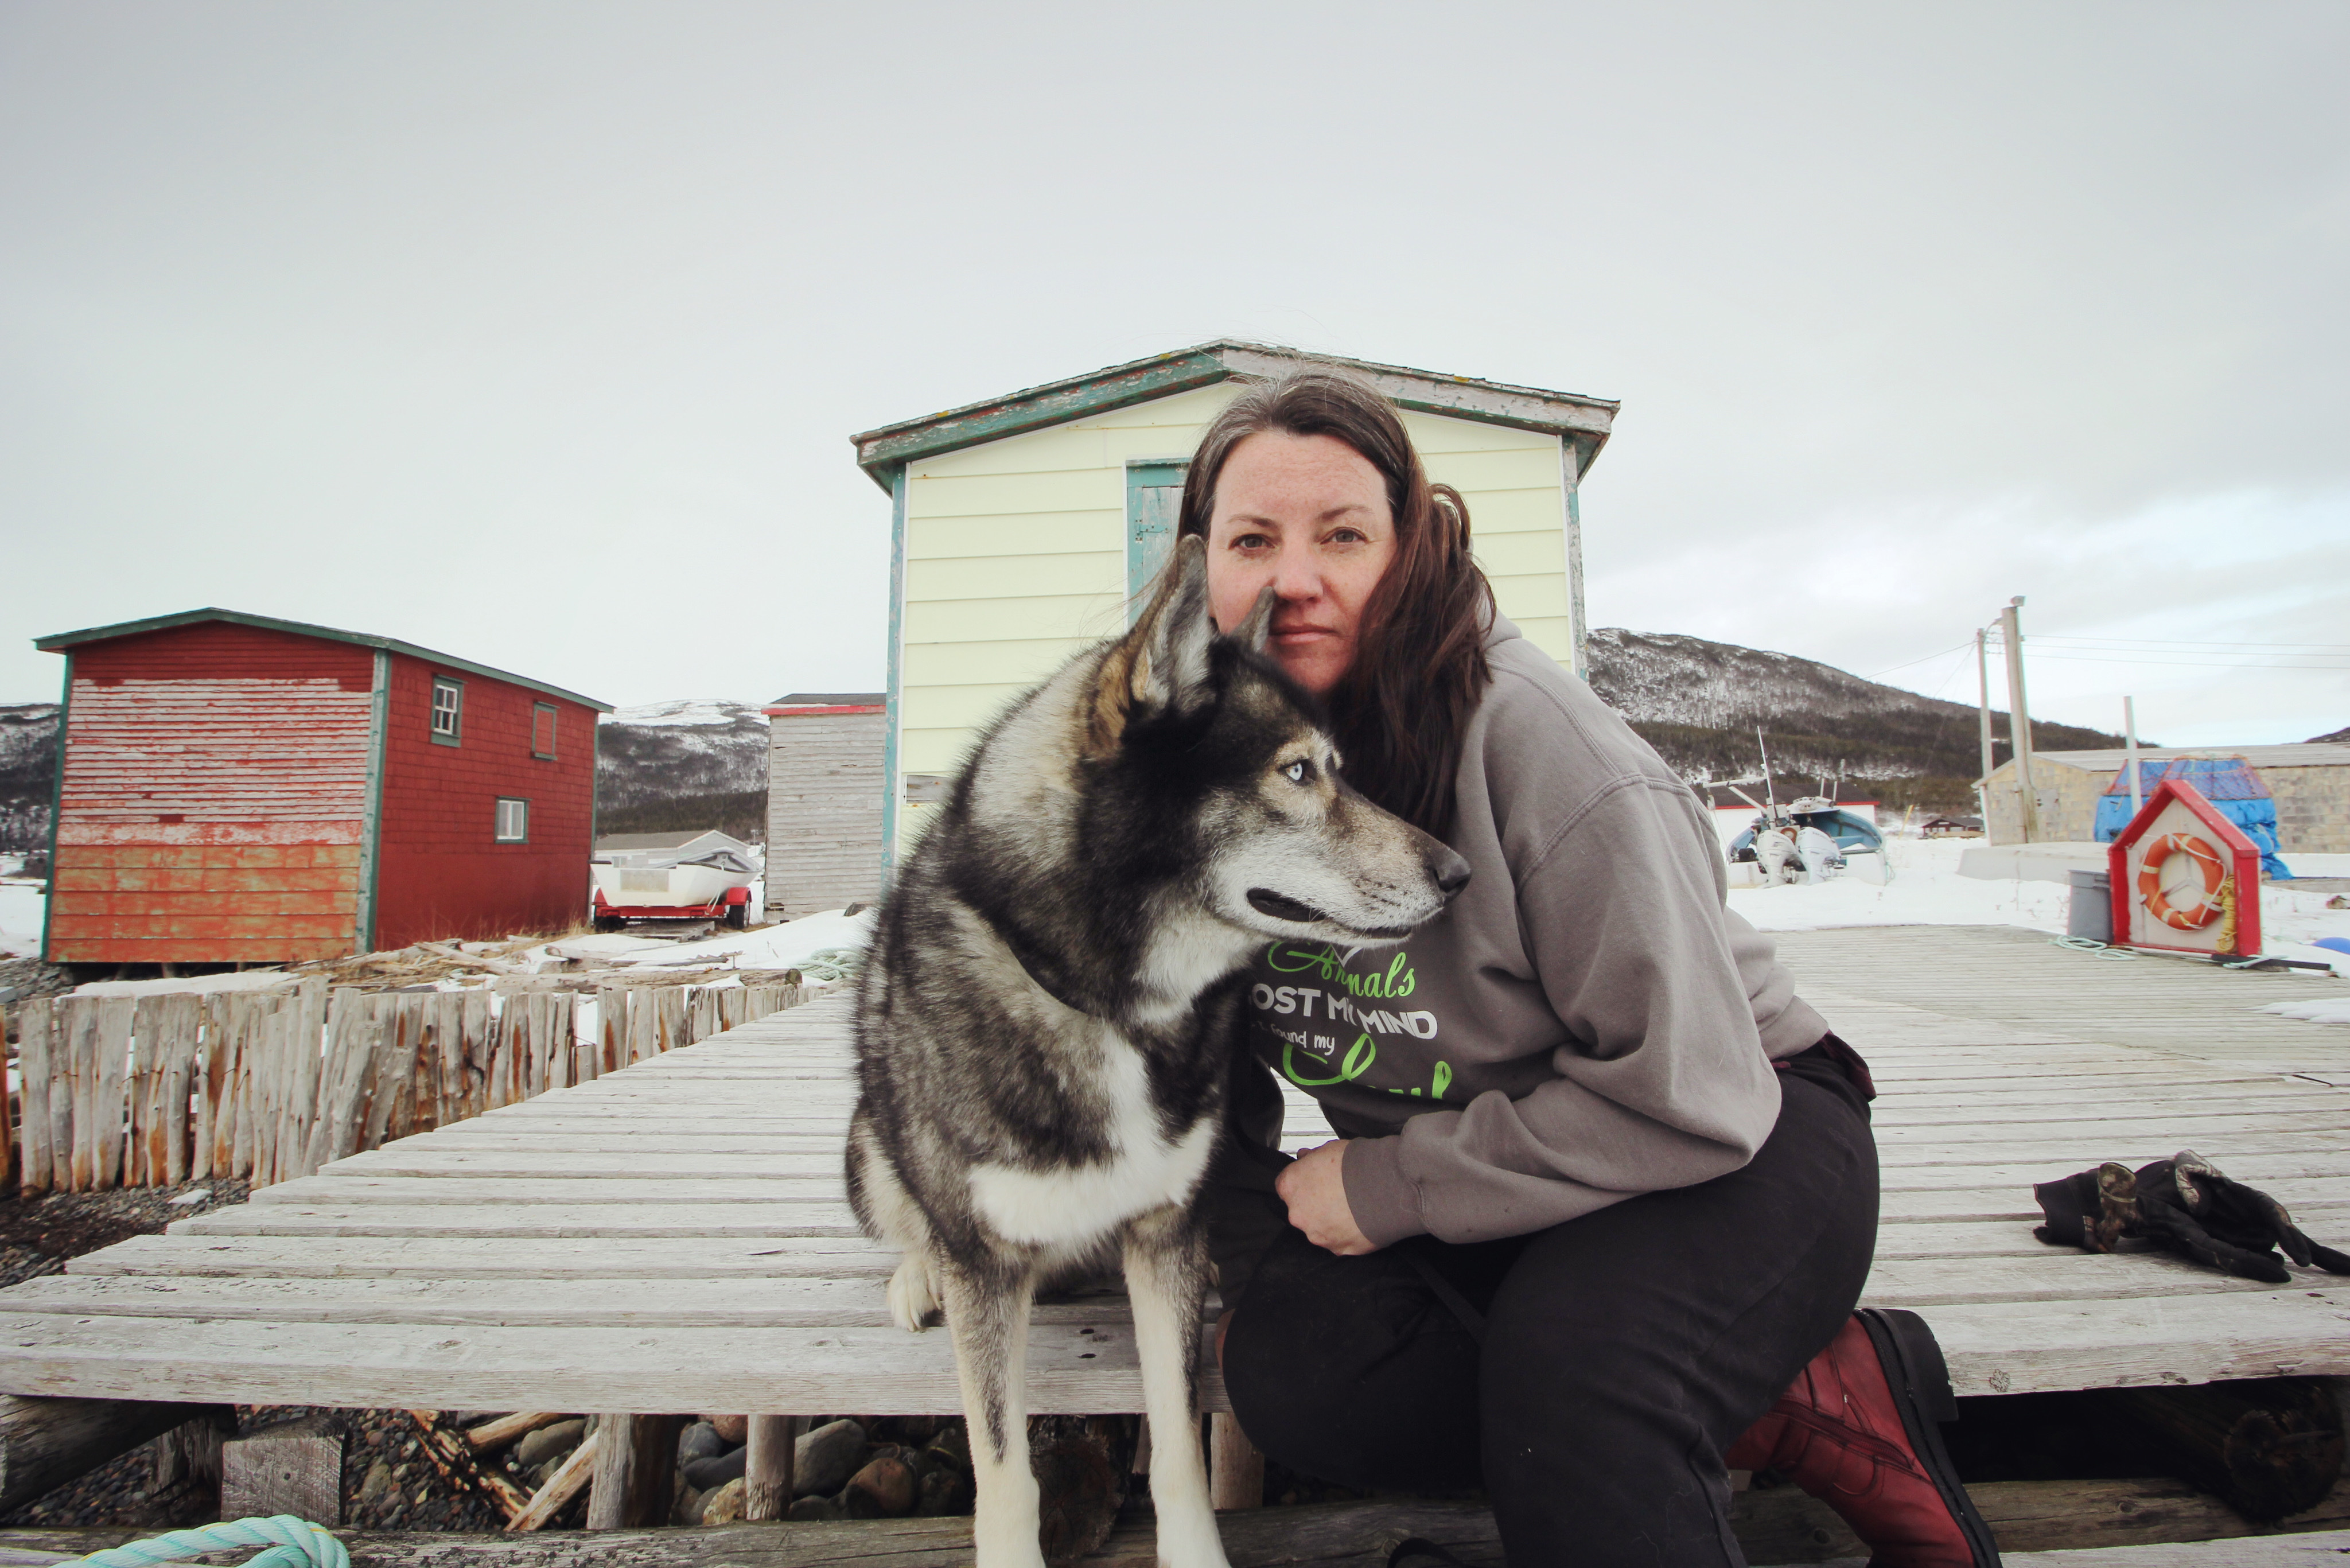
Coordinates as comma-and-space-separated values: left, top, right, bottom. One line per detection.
886, 1255, 940, 1332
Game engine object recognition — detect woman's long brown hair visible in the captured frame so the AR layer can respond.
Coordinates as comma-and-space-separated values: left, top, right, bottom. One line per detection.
1176, 365, 1495, 835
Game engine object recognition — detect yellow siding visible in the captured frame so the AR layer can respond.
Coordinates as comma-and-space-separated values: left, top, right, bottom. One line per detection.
897, 384, 1575, 779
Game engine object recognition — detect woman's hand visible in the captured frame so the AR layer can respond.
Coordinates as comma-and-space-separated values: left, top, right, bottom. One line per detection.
1277, 1140, 1378, 1255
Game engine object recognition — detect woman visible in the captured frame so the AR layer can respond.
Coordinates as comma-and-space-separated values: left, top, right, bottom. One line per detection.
1185, 368, 1998, 1568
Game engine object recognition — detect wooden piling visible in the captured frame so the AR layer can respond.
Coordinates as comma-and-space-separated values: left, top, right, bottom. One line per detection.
17, 999, 52, 1196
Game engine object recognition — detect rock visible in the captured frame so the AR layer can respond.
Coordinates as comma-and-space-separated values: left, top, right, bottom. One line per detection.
842, 1451, 918, 1518
673, 1483, 704, 1526
785, 1493, 838, 1522
792, 1419, 867, 1497
703, 1414, 749, 1445
916, 1462, 973, 1516
514, 1418, 586, 1471
699, 1478, 748, 1524
677, 1421, 728, 1466
682, 1446, 746, 1492
1033, 1424, 1122, 1563
926, 1421, 971, 1472
358, 1459, 395, 1506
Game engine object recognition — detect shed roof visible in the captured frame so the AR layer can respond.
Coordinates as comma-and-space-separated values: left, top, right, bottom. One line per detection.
849, 341, 1618, 493
34, 608, 611, 711
2011, 743, 2350, 773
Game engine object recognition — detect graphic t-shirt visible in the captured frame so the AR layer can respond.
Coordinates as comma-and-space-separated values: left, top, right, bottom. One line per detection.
1234, 617, 1829, 1248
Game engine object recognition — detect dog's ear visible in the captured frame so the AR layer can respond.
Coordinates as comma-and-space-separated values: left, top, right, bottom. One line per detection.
1088, 535, 1215, 757
1231, 585, 1276, 653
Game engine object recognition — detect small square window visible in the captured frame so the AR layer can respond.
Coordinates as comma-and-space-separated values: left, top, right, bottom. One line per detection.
430, 678, 464, 745
495, 797, 529, 843
532, 702, 558, 760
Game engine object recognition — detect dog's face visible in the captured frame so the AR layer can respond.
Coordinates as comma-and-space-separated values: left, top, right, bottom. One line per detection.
1090, 537, 1469, 948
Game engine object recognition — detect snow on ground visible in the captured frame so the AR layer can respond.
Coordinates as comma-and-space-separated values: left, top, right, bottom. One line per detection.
74, 968, 295, 998
2261, 997, 2350, 1026
1725, 836, 2350, 972
0, 880, 44, 958
1727, 838, 2073, 933
536, 905, 876, 975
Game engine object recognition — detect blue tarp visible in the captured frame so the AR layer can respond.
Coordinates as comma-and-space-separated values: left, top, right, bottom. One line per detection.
2095, 758, 2291, 879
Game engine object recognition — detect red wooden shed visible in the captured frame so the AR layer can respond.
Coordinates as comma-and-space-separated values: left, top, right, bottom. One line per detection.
33, 609, 610, 967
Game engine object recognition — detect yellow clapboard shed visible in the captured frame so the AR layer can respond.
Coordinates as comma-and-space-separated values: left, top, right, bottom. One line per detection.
850, 342, 1618, 863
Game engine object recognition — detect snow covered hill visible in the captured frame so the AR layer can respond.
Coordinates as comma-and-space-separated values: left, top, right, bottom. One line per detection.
0, 704, 59, 855
1585, 628, 2125, 811
595, 699, 771, 841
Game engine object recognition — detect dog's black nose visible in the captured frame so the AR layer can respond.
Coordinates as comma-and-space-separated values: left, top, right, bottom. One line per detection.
1430, 848, 1472, 897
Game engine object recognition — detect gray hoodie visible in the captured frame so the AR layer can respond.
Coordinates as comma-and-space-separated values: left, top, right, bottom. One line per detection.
1239, 616, 1830, 1248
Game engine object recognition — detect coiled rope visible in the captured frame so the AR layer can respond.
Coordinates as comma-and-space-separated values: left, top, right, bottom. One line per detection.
2051, 936, 2137, 960
796, 947, 861, 983
54, 1515, 347, 1568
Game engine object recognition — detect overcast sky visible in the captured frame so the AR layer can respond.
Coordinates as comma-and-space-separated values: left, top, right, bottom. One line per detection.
5, 1, 2345, 748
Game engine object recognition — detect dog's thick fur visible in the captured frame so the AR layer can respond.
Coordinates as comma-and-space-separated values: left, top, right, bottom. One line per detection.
848, 538, 1468, 1568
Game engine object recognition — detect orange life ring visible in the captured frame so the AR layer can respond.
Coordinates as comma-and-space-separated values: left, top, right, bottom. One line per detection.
2137, 832, 2227, 930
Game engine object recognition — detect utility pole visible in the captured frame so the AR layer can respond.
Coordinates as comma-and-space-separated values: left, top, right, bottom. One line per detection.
2124, 697, 2143, 820
1975, 629, 1997, 813
2000, 597, 2038, 843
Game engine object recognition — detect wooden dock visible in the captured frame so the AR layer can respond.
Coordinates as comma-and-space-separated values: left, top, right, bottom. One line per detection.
0, 924, 2343, 1414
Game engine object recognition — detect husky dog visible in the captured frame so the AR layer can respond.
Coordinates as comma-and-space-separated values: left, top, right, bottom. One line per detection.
848, 536, 1468, 1568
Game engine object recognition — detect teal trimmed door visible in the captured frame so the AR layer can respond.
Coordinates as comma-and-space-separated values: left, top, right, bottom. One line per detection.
1126, 461, 1186, 621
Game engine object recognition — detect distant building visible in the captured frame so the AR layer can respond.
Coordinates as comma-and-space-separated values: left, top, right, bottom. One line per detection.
1979, 743, 2350, 850
762, 692, 885, 920
34, 609, 608, 966
850, 341, 1617, 866
1919, 815, 1983, 838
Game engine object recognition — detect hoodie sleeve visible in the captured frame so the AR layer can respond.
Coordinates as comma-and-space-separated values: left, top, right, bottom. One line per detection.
1341, 772, 1789, 1247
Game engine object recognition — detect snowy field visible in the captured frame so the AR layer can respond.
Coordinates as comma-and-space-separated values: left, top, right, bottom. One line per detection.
1729, 835, 2350, 981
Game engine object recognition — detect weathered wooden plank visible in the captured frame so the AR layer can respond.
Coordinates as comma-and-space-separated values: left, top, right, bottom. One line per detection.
15, 999, 52, 1197
1923, 1287, 2350, 1395
69, 1234, 899, 1279
0, 1274, 1147, 1330
174, 1202, 861, 1239
0, 1312, 1203, 1415
1861, 1252, 2324, 1308
0, 1394, 227, 1515
318, 1151, 843, 1178
249, 1176, 847, 1207
90, 999, 131, 1192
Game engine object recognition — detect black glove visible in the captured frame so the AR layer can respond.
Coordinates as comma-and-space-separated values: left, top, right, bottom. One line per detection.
2034, 1149, 2350, 1283
2133, 1151, 2350, 1282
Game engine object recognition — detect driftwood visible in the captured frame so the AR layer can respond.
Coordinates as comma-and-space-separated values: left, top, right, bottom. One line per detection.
586, 1414, 684, 1530
463, 1411, 570, 1454
403, 1410, 530, 1522
2104, 1377, 2345, 1522
0, 1395, 221, 1516
507, 1429, 600, 1532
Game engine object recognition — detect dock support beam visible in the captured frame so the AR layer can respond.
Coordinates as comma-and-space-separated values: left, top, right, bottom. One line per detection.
586, 1413, 684, 1530
0, 1396, 229, 1516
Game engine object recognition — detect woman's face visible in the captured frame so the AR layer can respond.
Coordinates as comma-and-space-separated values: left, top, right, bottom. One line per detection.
1204, 430, 1396, 697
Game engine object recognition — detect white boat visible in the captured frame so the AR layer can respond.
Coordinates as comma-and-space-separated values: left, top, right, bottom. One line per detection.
590, 832, 761, 925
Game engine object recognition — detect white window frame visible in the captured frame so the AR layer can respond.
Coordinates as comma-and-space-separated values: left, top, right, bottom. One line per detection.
494, 797, 529, 843
431, 677, 464, 745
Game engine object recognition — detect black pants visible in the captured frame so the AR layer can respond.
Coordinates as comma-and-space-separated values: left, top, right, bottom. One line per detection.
1215, 1048, 1878, 1567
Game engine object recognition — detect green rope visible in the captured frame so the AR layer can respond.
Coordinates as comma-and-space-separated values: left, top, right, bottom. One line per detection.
2052, 936, 2136, 960
796, 947, 861, 983
55, 1515, 347, 1568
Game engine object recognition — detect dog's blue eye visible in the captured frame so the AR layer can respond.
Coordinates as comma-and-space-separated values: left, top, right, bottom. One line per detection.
1285, 760, 1310, 784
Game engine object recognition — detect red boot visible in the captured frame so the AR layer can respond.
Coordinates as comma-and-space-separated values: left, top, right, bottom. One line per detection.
1725, 1308, 2000, 1568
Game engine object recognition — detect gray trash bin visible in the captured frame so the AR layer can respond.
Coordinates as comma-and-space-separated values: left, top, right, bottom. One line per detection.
2068, 867, 2113, 943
